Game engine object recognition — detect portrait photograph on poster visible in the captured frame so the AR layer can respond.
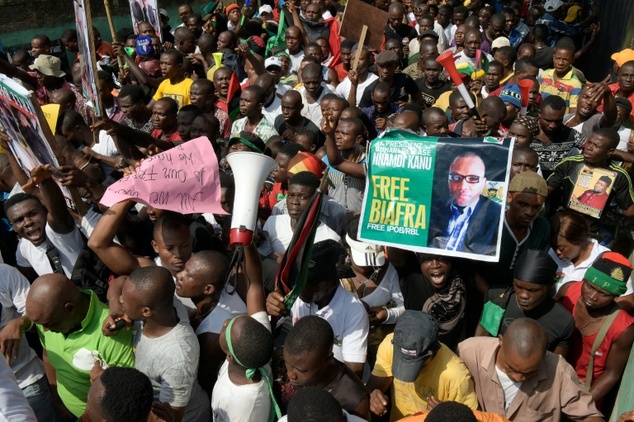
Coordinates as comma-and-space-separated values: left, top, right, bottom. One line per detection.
359, 130, 513, 262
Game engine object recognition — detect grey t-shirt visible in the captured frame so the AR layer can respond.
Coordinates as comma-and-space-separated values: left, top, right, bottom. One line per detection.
135, 321, 210, 422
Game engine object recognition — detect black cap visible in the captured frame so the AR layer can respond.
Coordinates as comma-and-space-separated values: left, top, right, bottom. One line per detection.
392, 311, 439, 382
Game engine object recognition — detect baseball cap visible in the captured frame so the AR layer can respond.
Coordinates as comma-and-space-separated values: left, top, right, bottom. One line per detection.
29, 55, 66, 78
346, 234, 386, 267
508, 171, 548, 197
491, 37, 510, 49
418, 30, 439, 41
259, 5, 273, 15
500, 84, 522, 109
392, 311, 439, 382
159, 8, 169, 18
227, 131, 266, 154
584, 251, 632, 296
265, 56, 283, 69
611, 49, 634, 68
544, 0, 564, 12
564, 5, 581, 22
376, 50, 399, 65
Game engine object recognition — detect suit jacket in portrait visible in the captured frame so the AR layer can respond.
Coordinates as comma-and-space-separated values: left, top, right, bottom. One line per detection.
427, 195, 502, 256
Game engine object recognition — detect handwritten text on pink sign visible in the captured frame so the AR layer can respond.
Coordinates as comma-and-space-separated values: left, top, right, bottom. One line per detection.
100, 137, 226, 214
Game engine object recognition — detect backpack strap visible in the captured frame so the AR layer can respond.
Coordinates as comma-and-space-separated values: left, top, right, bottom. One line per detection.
584, 305, 621, 390
44, 236, 65, 275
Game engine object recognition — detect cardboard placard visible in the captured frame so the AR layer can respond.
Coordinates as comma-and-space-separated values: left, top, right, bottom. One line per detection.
339, 0, 388, 51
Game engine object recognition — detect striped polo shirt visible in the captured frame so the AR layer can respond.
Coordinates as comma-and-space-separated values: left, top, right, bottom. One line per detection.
538, 68, 583, 113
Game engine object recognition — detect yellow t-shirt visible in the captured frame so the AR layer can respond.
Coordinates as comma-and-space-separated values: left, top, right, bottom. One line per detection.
152, 77, 194, 109
372, 334, 478, 421
432, 90, 452, 114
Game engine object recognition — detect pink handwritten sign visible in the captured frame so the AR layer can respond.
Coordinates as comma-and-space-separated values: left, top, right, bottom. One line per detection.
100, 137, 227, 214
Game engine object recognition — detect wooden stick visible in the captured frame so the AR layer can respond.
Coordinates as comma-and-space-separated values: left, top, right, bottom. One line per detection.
103, 0, 125, 72
352, 25, 368, 73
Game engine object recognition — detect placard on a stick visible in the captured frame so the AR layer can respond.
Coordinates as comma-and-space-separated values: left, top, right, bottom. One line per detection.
0, 73, 86, 215
74, 0, 103, 118
339, 0, 388, 51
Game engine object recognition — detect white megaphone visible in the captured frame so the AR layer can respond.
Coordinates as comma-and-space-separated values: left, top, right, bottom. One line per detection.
225, 151, 277, 246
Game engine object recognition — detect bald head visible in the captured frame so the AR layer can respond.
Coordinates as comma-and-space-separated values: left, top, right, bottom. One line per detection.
254, 73, 276, 97
301, 63, 322, 80
49, 88, 76, 111
393, 110, 420, 132
282, 90, 302, 107
26, 274, 83, 333
389, 2, 404, 15
502, 318, 548, 359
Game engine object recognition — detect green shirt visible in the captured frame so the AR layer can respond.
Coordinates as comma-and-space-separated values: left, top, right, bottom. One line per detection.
37, 291, 135, 417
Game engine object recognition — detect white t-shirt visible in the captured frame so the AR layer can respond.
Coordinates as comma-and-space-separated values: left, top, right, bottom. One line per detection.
290, 285, 369, 363
93, 130, 119, 158
195, 288, 247, 335
0, 358, 37, 422
287, 50, 305, 74
263, 95, 282, 126
134, 321, 210, 422
258, 214, 341, 257
335, 73, 379, 107
495, 365, 522, 412
298, 83, 333, 128
549, 239, 633, 295
617, 125, 631, 152
211, 311, 272, 422
91, 130, 119, 175
454, 50, 493, 68
443, 23, 456, 46
16, 224, 85, 278
347, 264, 405, 325
0, 264, 45, 389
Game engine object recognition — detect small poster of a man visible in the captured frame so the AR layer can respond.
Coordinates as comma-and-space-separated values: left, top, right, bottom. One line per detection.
568, 166, 616, 219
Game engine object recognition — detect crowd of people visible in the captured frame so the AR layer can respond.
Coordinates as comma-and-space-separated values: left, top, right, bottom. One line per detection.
1, 0, 634, 421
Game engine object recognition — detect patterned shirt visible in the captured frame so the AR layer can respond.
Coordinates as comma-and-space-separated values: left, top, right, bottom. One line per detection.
539, 68, 583, 113
230, 116, 278, 142
530, 127, 585, 178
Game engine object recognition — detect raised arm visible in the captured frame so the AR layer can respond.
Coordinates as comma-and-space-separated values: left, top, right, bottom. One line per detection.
243, 243, 266, 315
321, 115, 366, 178
0, 132, 31, 189
26, 165, 76, 234
87, 200, 142, 275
